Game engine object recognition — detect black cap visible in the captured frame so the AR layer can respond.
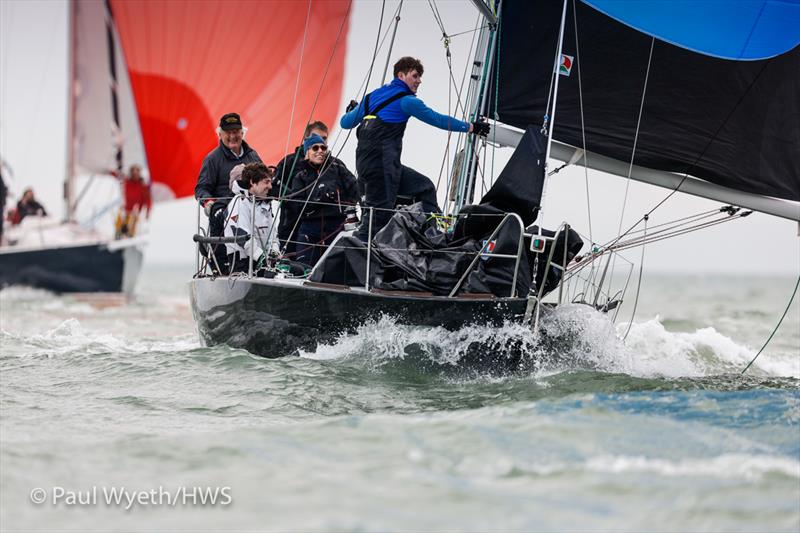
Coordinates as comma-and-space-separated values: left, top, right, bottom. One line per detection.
219, 112, 243, 131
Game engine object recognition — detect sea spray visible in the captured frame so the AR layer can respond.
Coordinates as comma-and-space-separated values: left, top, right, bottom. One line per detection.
301, 304, 797, 379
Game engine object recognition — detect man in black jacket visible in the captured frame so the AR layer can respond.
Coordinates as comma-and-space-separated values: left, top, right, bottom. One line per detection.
16, 188, 47, 221
283, 134, 359, 266
195, 112, 262, 273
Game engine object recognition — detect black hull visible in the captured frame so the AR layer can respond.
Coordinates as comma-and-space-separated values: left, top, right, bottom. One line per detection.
190, 277, 537, 360
0, 242, 143, 294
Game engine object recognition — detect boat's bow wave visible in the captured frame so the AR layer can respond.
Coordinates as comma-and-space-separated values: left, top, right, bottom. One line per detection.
298, 304, 798, 380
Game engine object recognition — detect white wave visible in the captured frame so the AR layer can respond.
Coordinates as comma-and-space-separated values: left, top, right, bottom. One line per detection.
3, 318, 199, 358
300, 313, 540, 370
586, 453, 800, 481
622, 318, 800, 378
300, 304, 798, 379
0, 285, 54, 301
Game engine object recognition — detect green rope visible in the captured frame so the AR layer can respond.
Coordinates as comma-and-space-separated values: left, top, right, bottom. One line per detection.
741, 272, 800, 375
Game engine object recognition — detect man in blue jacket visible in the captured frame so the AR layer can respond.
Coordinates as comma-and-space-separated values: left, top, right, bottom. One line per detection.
340, 56, 489, 240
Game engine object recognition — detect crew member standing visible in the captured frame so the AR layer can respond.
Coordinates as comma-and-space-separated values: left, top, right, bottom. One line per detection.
339, 56, 489, 239
116, 164, 152, 238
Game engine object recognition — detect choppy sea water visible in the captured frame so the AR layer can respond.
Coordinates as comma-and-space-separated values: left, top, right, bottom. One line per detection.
1, 264, 798, 532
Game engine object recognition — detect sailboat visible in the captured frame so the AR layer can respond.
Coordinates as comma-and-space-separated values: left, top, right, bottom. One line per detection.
190, 0, 799, 360
2, 0, 351, 294
0, 1, 148, 294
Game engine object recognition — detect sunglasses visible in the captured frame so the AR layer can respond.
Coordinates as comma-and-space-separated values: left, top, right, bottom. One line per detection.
309, 144, 328, 153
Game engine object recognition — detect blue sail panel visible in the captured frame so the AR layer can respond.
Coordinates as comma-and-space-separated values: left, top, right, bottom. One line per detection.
582, 0, 800, 60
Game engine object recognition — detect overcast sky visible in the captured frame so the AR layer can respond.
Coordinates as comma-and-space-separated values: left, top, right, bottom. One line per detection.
1, 0, 798, 274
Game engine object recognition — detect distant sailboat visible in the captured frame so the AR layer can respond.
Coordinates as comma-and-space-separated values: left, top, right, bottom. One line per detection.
1, 0, 352, 294
0, 0, 149, 294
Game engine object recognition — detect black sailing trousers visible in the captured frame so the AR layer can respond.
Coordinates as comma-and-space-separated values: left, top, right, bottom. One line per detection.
355, 118, 440, 240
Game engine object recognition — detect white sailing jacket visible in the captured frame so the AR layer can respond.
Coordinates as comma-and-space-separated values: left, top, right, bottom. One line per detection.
224, 181, 277, 259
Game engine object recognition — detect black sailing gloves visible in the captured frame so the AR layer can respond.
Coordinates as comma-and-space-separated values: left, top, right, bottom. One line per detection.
346, 100, 359, 113
471, 119, 490, 137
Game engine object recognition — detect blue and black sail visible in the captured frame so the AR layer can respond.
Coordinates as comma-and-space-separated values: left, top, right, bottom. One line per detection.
488, 0, 800, 202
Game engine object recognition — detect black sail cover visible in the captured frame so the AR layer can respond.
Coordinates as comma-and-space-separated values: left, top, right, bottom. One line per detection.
488, 1, 800, 202
479, 125, 546, 226
311, 128, 556, 297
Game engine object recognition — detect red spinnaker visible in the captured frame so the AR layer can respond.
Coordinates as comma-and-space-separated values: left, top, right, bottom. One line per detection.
110, 0, 351, 199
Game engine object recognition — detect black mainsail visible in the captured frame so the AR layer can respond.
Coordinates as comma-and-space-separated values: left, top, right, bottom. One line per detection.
488, 0, 800, 204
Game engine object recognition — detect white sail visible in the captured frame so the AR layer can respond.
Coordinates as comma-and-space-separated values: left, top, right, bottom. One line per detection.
71, 1, 146, 178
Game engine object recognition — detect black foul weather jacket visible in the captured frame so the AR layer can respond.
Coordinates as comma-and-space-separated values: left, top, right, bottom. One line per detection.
280, 157, 359, 241
195, 140, 262, 210
273, 146, 302, 198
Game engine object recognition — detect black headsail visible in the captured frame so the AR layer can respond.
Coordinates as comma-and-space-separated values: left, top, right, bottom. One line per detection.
488, 1, 800, 203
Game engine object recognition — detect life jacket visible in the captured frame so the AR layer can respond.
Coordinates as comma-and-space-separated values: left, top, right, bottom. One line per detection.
356, 87, 414, 142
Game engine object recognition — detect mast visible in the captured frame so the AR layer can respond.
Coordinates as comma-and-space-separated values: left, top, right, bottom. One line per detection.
105, 0, 123, 177
452, 0, 500, 213
64, 2, 77, 223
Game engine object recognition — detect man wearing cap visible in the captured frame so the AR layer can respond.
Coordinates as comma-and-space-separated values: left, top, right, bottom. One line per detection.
340, 56, 489, 240
282, 134, 359, 266
195, 112, 262, 273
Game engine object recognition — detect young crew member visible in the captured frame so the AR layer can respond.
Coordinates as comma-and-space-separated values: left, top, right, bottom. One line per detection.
224, 162, 277, 274
339, 56, 489, 239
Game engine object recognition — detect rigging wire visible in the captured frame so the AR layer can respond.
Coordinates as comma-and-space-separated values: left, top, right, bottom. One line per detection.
571, 0, 593, 248
741, 272, 800, 374
426, 0, 447, 36
448, 25, 492, 39
269, 0, 352, 254
607, 36, 655, 286
615, 37, 655, 238
321, 0, 399, 164
624, 213, 646, 341
436, 15, 480, 198
277, 0, 313, 188
612, 60, 773, 247
278, 0, 388, 255
490, 6, 502, 190
380, 0, 404, 85
300, 0, 354, 137
361, 0, 387, 104
427, 4, 480, 207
